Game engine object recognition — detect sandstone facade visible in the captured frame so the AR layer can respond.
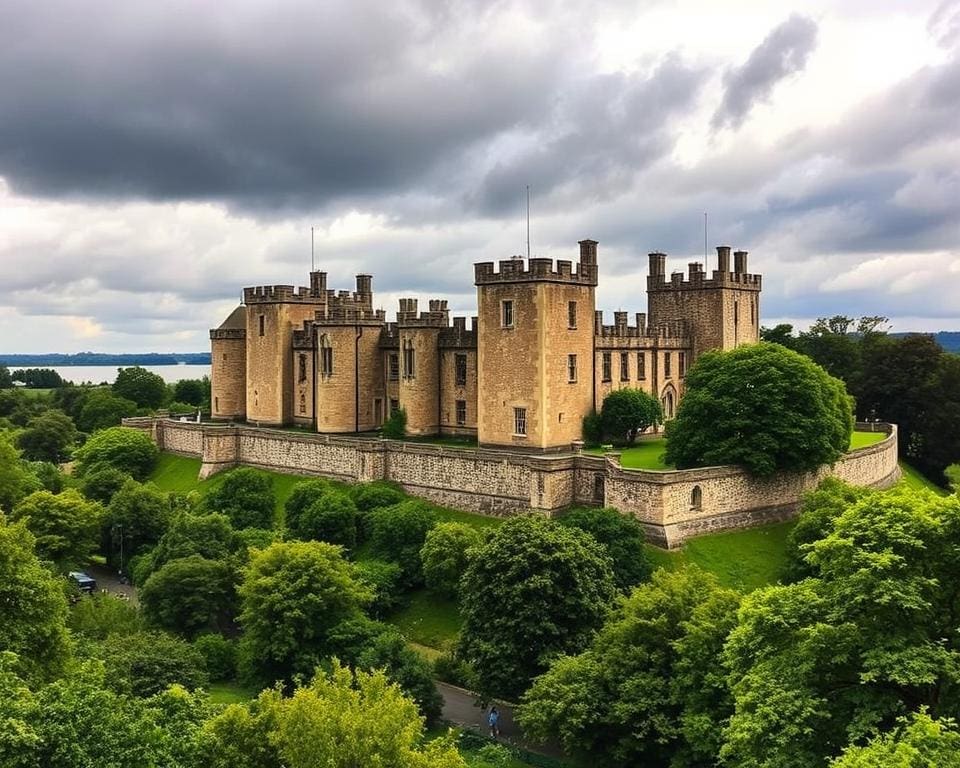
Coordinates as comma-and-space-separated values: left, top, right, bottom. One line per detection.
209, 240, 761, 448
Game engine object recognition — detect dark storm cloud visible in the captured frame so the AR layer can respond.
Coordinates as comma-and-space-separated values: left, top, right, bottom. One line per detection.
712, 14, 818, 130
0, 0, 570, 212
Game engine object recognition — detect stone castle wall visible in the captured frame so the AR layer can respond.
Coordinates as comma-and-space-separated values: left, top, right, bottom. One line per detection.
123, 418, 900, 548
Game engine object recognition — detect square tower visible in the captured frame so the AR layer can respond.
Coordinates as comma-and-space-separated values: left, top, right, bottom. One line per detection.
474, 240, 598, 450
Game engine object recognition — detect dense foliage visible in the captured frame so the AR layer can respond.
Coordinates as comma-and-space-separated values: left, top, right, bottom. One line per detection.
459, 515, 617, 699
16, 409, 78, 462
205, 468, 275, 529
113, 366, 169, 409
11, 489, 104, 567
558, 507, 652, 591
369, 499, 437, 586
74, 426, 159, 480
381, 407, 407, 439
420, 522, 482, 598
140, 555, 238, 636
599, 388, 663, 445
665, 343, 854, 475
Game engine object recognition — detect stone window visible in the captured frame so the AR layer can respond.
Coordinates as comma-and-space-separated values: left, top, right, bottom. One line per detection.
664, 351, 672, 378
390, 398, 400, 415
568, 301, 577, 329
455, 353, 467, 386
389, 353, 399, 381
662, 389, 675, 419
403, 339, 415, 379
602, 352, 611, 382
679, 351, 686, 379
513, 406, 527, 436
299, 393, 306, 414
734, 299, 739, 325
637, 352, 646, 380
594, 474, 605, 502
567, 354, 577, 383
214, 396, 219, 412
502, 300, 514, 328
258, 314, 265, 337
620, 352, 629, 381
319, 335, 333, 377
298, 353, 307, 383
374, 398, 383, 425
690, 485, 702, 510
750, 299, 754, 325
456, 399, 467, 426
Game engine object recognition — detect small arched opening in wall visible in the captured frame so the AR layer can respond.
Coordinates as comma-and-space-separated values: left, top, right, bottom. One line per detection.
594, 474, 605, 503
690, 484, 702, 510
661, 383, 677, 420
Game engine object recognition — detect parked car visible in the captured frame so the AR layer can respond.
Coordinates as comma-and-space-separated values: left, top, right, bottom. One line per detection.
69, 571, 98, 595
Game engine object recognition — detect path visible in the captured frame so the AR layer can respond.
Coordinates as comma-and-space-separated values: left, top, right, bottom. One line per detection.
84, 563, 138, 605
437, 681, 566, 758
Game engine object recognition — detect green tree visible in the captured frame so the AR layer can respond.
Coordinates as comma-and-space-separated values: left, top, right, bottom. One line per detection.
77, 387, 138, 432
29, 461, 63, 493
665, 343, 854, 476
917, 352, 960, 483
356, 628, 444, 722
173, 377, 209, 407
420, 522, 482, 598
760, 323, 799, 350
74, 426, 159, 480
382, 407, 407, 439
11, 489, 104, 567
0, 432, 41, 513
558, 507, 652, 591
145, 512, 237, 578
369, 499, 437, 586
350, 481, 406, 539
0, 517, 71, 684
106, 480, 173, 569
830, 710, 960, 768
11, 368, 64, 388
113, 366, 169, 409
68, 592, 144, 640
722, 487, 960, 767
16, 409, 78, 463
238, 540, 370, 683
947, 464, 960, 494
201, 663, 465, 768
193, 634, 238, 682
205, 467, 275, 529
0, 365, 11, 389
599, 388, 663, 445
353, 559, 404, 615
140, 555, 238, 637
80, 465, 132, 504
287, 491, 358, 551
100, 630, 208, 697
459, 515, 617, 699
519, 568, 740, 767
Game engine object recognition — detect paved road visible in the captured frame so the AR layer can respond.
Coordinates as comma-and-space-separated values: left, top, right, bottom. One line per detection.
85, 563, 138, 604
437, 682, 566, 758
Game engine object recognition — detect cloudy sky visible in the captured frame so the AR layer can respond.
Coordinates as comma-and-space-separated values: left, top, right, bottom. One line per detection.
1, 0, 958, 352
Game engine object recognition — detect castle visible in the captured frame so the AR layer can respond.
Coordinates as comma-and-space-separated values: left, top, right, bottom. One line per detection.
209, 241, 761, 450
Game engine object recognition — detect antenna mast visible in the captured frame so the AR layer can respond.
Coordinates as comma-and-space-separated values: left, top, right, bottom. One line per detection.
703, 212, 708, 272
526, 185, 531, 260
311, 226, 315, 272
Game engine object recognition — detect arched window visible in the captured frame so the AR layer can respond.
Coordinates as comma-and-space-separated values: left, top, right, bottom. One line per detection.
299, 393, 306, 414
690, 485, 702, 510
661, 389, 675, 419
319, 335, 333, 378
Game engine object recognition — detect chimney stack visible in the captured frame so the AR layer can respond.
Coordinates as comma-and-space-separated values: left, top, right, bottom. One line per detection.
310, 271, 327, 297
648, 252, 666, 278
716, 246, 731, 274
734, 250, 748, 274
578, 239, 598, 265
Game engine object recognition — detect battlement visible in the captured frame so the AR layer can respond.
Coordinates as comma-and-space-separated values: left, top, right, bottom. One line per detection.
594, 310, 688, 340
439, 315, 478, 349
474, 239, 599, 287
243, 284, 327, 304
646, 247, 761, 293
210, 328, 246, 341
397, 298, 451, 328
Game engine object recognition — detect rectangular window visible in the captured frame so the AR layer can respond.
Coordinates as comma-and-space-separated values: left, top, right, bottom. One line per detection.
321, 347, 333, 376
568, 301, 577, 329
637, 352, 646, 380
734, 300, 739, 325
455, 353, 467, 386
750, 300, 754, 325
567, 354, 577, 383
214, 396, 219, 412
514, 406, 527, 436
456, 399, 467, 426
388, 353, 399, 381
664, 352, 672, 378
403, 346, 415, 379
390, 398, 400, 415
679, 351, 686, 378
602, 352, 611, 382
258, 314, 265, 337
298, 353, 307, 383
502, 300, 514, 328
620, 352, 629, 381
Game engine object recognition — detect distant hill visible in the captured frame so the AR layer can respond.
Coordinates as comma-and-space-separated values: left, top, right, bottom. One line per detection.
0, 352, 210, 366
890, 332, 960, 353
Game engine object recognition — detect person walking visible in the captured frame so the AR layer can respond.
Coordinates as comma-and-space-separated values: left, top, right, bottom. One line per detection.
488, 706, 501, 739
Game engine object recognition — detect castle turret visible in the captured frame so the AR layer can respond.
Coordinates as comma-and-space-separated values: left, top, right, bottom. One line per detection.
209, 306, 247, 420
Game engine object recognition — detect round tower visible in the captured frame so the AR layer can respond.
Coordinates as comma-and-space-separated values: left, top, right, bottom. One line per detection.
209, 306, 247, 420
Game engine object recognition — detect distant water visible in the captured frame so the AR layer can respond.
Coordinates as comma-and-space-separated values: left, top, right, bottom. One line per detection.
35, 364, 211, 385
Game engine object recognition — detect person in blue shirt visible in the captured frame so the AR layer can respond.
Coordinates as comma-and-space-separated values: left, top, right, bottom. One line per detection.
488, 706, 501, 738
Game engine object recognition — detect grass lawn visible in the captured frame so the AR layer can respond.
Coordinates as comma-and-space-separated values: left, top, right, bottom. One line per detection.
18, 387, 54, 398
386, 590, 464, 650
897, 461, 949, 496
645, 520, 793, 593
849, 430, 886, 449
205, 681, 259, 705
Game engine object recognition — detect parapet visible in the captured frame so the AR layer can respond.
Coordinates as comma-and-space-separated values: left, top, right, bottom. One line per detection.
243, 284, 328, 305
474, 239, 599, 287
397, 298, 450, 328
595, 310, 689, 341
210, 328, 246, 341
440, 315, 478, 349
646, 246, 761, 292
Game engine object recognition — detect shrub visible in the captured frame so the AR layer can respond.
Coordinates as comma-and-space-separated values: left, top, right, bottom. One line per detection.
100, 630, 208, 697
73, 426, 159, 480
433, 651, 478, 690
369, 500, 437, 586
351, 481, 406, 540
353, 559, 404, 616
599, 388, 662, 445
582, 410, 603, 445
382, 408, 407, 439
80, 465, 132, 504
193, 633, 238, 681
140, 555, 238, 637
420, 522, 482, 598
287, 490, 358, 551
204, 468, 275, 530
68, 592, 144, 640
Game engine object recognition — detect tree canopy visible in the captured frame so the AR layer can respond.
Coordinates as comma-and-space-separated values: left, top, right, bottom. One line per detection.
113, 366, 169, 409
599, 388, 663, 445
420, 521, 482, 598
558, 507, 652, 591
11, 488, 104, 567
665, 342, 854, 476
205, 468, 274, 530
74, 426, 159, 480
16, 409, 78, 463
459, 515, 617, 699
